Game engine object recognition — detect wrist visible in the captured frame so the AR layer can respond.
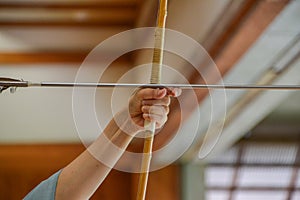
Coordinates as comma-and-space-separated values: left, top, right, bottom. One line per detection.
113, 109, 141, 136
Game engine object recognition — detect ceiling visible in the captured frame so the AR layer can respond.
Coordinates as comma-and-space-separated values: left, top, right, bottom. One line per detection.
0, 0, 299, 162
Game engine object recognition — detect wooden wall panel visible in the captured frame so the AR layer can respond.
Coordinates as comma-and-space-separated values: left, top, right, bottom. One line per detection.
131, 165, 181, 200
0, 144, 180, 200
0, 144, 132, 200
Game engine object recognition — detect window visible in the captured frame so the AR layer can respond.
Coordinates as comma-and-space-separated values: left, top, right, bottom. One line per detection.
205, 142, 300, 200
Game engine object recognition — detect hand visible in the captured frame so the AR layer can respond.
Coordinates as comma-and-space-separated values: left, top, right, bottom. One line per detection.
129, 87, 181, 130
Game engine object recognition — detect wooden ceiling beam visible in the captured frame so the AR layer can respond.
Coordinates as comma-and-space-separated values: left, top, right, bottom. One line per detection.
0, 1, 138, 28
0, 1, 137, 9
135, 0, 159, 27
0, 21, 134, 28
182, 0, 291, 160
0, 52, 87, 64
0, 6, 135, 10
0, 52, 132, 64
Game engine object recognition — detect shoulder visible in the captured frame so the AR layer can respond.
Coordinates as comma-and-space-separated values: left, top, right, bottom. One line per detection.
23, 170, 62, 200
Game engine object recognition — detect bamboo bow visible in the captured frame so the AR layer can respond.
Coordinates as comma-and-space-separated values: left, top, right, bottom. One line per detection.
136, 1, 168, 200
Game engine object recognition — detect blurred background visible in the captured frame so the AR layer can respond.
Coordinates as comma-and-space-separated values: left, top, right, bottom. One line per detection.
0, 0, 299, 199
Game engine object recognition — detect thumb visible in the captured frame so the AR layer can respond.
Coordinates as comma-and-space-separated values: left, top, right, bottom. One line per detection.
137, 88, 167, 100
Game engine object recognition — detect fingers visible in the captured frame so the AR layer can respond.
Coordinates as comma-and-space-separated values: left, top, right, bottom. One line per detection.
136, 88, 167, 100
141, 105, 169, 128
166, 87, 182, 97
143, 113, 168, 128
132, 87, 181, 129
142, 96, 171, 106
136, 87, 182, 100
142, 105, 169, 116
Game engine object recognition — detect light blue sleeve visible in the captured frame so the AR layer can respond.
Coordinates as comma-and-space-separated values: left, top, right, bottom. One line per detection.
24, 170, 62, 200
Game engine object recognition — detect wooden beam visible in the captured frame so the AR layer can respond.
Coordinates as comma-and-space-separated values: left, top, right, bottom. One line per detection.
0, 52, 88, 64
0, 1, 138, 28
0, 21, 133, 28
188, 0, 260, 84
150, 0, 290, 159
184, 0, 291, 160
135, 0, 159, 27
0, 2, 137, 9
0, 0, 138, 8
0, 52, 132, 64
0, 8, 135, 27
213, 0, 290, 76
208, 0, 259, 58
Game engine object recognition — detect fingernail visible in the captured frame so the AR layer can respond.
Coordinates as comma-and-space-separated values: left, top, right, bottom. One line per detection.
174, 88, 182, 97
158, 89, 165, 96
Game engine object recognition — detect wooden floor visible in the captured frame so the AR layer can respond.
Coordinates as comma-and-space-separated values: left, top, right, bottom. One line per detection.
0, 144, 180, 200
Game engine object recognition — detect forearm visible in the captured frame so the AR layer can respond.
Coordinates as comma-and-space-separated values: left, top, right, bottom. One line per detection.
55, 112, 137, 200
54, 88, 178, 199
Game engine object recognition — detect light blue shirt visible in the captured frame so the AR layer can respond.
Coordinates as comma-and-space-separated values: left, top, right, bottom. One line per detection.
24, 170, 61, 200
